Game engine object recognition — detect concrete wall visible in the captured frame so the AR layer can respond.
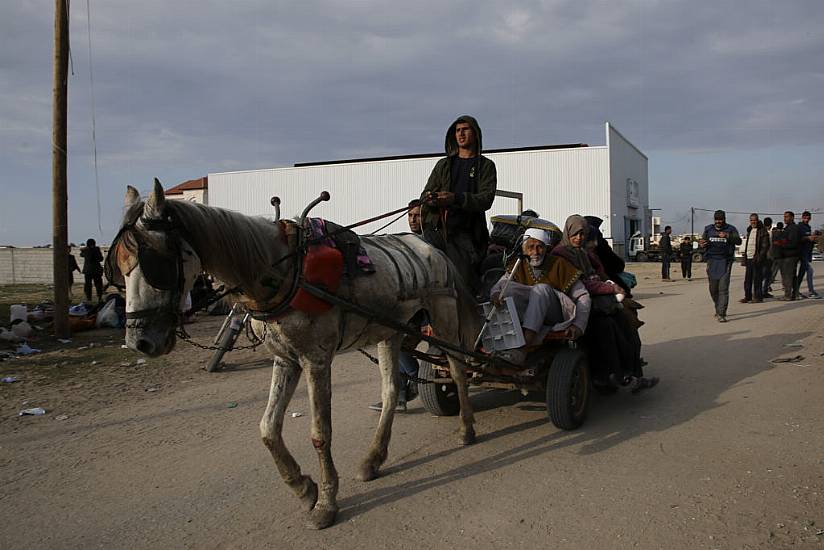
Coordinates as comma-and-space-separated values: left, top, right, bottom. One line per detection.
0, 247, 108, 285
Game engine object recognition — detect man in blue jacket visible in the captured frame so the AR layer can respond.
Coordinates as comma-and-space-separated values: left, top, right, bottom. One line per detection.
699, 210, 741, 322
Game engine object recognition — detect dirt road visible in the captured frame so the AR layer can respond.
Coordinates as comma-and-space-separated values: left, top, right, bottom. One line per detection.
2, 263, 823, 549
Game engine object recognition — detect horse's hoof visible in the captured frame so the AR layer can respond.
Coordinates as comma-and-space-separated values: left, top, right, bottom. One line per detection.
298, 479, 318, 512
357, 462, 380, 482
306, 505, 338, 530
461, 428, 477, 446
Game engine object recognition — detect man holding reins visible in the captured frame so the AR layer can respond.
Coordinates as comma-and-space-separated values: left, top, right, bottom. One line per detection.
420, 115, 497, 294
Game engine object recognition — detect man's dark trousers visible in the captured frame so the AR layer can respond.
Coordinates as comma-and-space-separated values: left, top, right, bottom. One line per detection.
744, 259, 763, 301
778, 257, 799, 299
708, 260, 733, 316
761, 259, 773, 295
661, 255, 671, 279
681, 258, 692, 279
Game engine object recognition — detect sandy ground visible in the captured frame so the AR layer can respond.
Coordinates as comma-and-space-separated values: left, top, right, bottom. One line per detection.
1, 262, 823, 549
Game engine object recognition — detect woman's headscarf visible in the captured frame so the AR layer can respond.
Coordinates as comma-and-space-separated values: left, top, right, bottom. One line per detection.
561, 214, 594, 275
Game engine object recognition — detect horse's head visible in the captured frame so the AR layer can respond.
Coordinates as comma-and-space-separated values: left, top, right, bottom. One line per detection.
107, 179, 202, 356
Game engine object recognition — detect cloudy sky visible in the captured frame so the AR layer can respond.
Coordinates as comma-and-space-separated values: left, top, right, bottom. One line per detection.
2, 0, 823, 245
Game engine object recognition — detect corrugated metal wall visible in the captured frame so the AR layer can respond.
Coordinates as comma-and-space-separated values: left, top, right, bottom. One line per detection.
606, 123, 650, 253
209, 145, 614, 237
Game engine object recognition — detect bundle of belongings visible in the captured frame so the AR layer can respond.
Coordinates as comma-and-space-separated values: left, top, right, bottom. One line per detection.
68, 294, 126, 332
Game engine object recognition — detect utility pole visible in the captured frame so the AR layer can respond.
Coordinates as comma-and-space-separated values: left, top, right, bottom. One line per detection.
52, 0, 70, 338
690, 207, 695, 237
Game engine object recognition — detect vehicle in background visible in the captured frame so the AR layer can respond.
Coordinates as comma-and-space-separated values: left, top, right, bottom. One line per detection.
628, 231, 704, 263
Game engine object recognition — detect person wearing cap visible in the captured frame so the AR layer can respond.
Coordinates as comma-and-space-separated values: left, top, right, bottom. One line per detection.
420, 115, 497, 294
488, 227, 590, 365
699, 210, 741, 322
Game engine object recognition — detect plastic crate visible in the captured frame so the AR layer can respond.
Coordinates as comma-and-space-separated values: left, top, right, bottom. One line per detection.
479, 296, 525, 351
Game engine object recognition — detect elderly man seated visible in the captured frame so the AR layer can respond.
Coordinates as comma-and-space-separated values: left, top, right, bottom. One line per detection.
489, 228, 591, 364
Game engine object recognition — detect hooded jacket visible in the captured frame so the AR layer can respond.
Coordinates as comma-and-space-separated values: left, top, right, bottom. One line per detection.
420, 115, 497, 253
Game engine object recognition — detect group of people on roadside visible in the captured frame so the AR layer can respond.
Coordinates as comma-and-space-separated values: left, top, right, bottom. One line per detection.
660, 210, 819, 324
369, 115, 658, 412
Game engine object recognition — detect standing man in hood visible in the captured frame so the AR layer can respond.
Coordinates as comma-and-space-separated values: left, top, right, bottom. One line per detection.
420, 115, 497, 294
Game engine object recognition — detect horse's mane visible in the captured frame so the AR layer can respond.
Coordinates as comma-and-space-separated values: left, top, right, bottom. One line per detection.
123, 199, 284, 300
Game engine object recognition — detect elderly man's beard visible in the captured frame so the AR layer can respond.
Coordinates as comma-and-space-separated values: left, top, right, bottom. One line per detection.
529, 251, 546, 268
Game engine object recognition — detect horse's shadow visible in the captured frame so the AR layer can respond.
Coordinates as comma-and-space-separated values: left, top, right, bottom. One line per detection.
338, 329, 809, 520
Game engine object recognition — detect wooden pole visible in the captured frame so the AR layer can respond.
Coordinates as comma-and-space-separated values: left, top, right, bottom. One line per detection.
52, 0, 70, 338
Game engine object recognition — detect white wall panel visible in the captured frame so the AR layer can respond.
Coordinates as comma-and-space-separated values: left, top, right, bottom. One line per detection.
210, 146, 612, 237
210, 126, 647, 252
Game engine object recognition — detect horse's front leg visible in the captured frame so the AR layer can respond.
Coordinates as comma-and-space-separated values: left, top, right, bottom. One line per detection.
259, 355, 318, 512
302, 352, 339, 530
358, 334, 402, 481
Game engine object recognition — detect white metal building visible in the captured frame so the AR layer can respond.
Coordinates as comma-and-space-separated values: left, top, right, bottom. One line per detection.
209, 122, 649, 257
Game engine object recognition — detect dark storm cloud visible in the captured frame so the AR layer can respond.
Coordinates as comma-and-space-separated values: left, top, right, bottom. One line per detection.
1, 0, 823, 243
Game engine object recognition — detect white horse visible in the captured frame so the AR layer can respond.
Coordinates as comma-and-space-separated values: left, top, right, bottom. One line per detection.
112, 180, 481, 529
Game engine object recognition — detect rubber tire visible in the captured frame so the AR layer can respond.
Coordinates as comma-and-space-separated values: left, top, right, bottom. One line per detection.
205, 327, 238, 372
546, 348, 590, 430
635, 252, 648, 262
692, 252, 704, 263
418, 360, 460, 416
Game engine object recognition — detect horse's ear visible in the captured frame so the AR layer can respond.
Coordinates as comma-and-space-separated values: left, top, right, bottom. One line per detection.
144, 178, 166, 219
125, 185, 140, 208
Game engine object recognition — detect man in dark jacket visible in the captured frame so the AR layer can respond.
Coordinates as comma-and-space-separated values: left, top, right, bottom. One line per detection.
679, 236, 693, 280
420, 115, 496, 294
80, 238, 104, 302
699, 210, 741, 322
794, 211, 821, 299
740, 213, 770, 303
773, 211, 801, 300
761, 217, 774, 297
660, 226, 673, 280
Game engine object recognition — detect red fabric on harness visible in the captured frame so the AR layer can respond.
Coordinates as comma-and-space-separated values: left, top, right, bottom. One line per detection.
289, 244, 344, 314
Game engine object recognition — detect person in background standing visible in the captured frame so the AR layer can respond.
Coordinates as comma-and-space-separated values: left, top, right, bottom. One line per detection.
67, 246, 80, 299
740, 213, 769, 303
660, 226, 673, 281
679, 236, 693, 281
794, 211, 821, 299
774, 211, 801, 301
80, 238, 104, 303
761, 217, 773, 298
699, 210, 741, 322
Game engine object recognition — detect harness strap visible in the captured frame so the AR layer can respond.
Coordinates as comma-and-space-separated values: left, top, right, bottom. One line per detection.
366, 239, 408, 300
247, 219, 305, 320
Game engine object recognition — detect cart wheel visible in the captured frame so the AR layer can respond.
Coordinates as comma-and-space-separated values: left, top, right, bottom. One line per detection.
418, 360, 460, 416
546, 348, 590, 430
205, 325, 238, 372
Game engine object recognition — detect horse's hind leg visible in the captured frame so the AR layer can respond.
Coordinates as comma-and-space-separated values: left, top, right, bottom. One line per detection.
302, 355, 339, 530
358, 334, 402, 481
260, 355, 318, 512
